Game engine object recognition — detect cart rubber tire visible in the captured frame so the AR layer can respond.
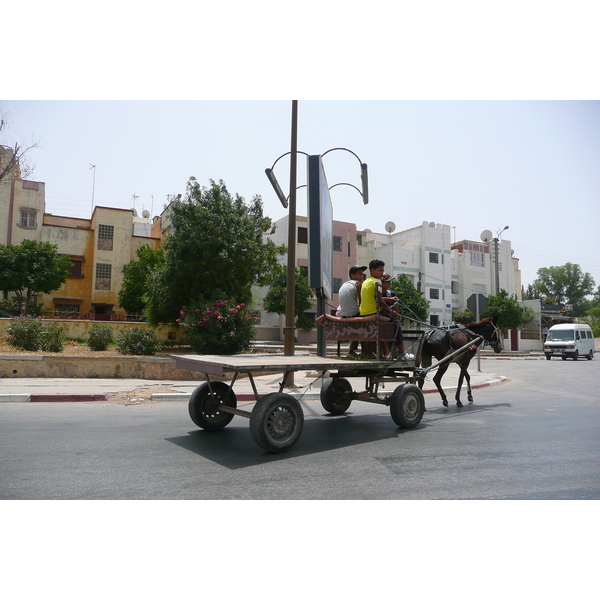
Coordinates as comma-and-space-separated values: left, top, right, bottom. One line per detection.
250, 393, 304, 453
188, 381, 236, 431
390, 384, 425, 428
320, 377, 353, 415
587, 350, 594, 360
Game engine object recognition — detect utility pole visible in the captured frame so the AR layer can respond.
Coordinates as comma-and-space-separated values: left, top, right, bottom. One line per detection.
284, 101, 298, 386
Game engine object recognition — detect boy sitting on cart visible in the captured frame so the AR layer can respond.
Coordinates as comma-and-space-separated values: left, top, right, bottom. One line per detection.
359, 259, 414, 361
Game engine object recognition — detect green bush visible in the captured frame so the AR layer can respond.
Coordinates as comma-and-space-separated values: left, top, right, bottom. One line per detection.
6, 316, 44, 351
5, 316, 64, 352
116, 328, 163, 355
39, 325, 65, 352
87, 324, 114, 351
178, 299, 257, 354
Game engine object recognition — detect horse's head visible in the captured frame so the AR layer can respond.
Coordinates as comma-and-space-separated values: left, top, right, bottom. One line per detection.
468, 316, 503, 353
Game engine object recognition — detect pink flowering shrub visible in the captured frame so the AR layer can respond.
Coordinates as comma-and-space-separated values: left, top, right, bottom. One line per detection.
178, 300, 257, 354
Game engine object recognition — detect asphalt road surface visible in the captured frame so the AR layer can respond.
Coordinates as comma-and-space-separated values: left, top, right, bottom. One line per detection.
1, 357, 599, 500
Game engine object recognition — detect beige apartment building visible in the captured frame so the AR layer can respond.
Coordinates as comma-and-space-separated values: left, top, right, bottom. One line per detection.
0, 147, 160, 318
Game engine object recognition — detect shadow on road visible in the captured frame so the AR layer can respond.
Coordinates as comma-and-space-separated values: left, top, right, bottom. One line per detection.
165, 401, 513, 470
165, 411, 423, 470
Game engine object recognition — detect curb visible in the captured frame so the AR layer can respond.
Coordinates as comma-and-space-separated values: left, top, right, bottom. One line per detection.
0, 394, 108, 403
0, 377, 508, 403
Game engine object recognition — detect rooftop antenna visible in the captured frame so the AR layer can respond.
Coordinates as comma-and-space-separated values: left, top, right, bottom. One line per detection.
132, 193, 139, 212
89, 164, 96, 213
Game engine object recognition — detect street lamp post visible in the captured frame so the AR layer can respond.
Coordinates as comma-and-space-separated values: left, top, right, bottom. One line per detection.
266, 132, 369, 370
493, 225, 509, 295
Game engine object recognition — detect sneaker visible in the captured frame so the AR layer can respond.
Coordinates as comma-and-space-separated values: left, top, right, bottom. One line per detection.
400, 353, 415, 361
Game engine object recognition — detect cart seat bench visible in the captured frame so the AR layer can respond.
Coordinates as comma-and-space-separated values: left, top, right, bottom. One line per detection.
315, 313, 395, 342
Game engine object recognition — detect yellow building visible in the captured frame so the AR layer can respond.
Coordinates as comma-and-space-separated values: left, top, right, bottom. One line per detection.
1, 148, 160, 318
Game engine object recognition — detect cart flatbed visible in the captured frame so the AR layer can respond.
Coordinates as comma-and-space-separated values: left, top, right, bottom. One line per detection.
171, 352, 426, 453
171, 353, 415, 377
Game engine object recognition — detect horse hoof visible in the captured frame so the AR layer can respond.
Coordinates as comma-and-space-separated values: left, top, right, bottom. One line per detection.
456, 400, 463, 408
468, 399, 474, 404
442, 400, 448, 407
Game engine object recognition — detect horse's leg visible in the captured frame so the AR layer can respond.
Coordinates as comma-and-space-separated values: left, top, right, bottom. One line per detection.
455, 367, 465, 407
464, 368, 473, 403
432, 362, 450, 407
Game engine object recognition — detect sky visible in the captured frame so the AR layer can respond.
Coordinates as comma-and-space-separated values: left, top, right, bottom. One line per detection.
2, 99, 599, 291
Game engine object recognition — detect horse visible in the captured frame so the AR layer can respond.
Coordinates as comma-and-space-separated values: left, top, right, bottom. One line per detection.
416, 316, 503, 407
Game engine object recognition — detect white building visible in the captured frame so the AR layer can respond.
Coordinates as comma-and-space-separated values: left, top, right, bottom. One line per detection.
356, 221, 454, 326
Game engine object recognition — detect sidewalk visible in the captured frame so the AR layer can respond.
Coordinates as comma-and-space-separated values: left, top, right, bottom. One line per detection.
0, 361, 507, 403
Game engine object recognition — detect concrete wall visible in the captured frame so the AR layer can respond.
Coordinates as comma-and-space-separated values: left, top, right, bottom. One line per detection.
0, 354, 207, 380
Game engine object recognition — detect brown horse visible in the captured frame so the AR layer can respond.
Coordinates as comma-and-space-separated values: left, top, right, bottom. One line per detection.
416, 316, 502, 407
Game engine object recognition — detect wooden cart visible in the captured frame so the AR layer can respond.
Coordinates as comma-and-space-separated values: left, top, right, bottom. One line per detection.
172, 335, 481, 453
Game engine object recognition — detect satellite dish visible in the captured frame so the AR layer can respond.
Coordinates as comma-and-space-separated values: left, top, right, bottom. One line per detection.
385, 221, 396, 233
142, 210, 150, 218
131, 208, 138, 217
480, 229, 493, 243
429, 221, 436, 228
363, 228, 372, 233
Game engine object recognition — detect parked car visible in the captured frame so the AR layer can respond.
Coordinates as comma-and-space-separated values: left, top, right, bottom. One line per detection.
544, 323, 595, 360
0, 308, 20, 318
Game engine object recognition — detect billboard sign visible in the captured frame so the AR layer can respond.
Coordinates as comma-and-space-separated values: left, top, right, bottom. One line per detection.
307, 154, 333, 300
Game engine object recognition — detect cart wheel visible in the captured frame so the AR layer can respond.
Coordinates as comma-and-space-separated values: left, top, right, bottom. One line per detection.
250, 393, 304, 453
188, 381, 236, 430
320, 377, 353, 415
390, 384, 425, 428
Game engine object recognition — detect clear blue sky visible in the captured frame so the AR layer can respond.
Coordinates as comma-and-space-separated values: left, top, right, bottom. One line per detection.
3, 100, 599, 291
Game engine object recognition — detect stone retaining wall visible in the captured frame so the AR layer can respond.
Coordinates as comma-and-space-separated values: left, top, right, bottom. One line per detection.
0, 355, 207, 380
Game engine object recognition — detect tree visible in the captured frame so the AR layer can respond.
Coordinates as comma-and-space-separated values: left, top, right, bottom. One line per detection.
389, 274, 429, 323
1, 104, 40, 182
0, 240, 72, 312
145, 178, 282, 324
118, 245, 165, 314
261, 262, 314, 331
532, 263, 595, 316
482, 289, 535, 331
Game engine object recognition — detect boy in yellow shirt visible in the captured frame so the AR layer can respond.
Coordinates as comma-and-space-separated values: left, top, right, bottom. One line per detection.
360, 259, 413, 360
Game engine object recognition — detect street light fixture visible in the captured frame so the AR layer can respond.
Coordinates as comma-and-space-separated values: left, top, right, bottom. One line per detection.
266, 141, 369, 361
493, 225, 509, 294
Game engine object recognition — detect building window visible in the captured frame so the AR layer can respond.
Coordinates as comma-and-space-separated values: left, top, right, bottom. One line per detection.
20, 210, 37, 229
97, 224, 114, 251
68, 259, 83, 278
429, 252, 439, 264
333, 235, 343, 252
429, 288, 440, 300
470, 251, 485, 267
357, 234, 363, 246
299, 266, 308, 279
95, 263, 112, 290
333, 277, 343, 294
430, 315, 439, 326
54, 302, 81, 314
451, 281, 459, 294
298, 226, 308, 244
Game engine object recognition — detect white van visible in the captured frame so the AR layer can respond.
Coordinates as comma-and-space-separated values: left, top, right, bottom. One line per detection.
544, 323, 595, 360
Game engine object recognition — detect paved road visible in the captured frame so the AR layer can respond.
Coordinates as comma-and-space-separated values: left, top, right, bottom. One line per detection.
1, 357, 599, 500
